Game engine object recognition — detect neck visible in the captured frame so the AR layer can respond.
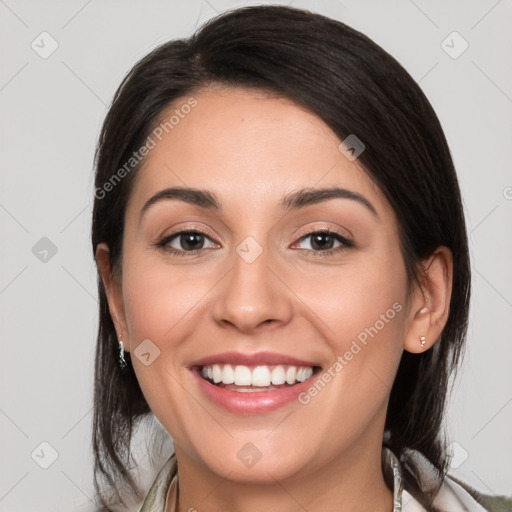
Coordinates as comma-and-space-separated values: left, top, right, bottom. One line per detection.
172, 438, 394, 512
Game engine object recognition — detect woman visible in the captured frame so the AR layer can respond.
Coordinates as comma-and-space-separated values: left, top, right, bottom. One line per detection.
91, 5, 510, 512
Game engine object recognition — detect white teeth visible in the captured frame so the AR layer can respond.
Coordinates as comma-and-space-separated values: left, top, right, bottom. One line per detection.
212, 364, 222, 384
271, 365, 286, 385
234, 365, 252, 386
221, 364, 234, 384
285, 366, 296, 385
233, 386, 280, 393
251, 366, 271, 387
200, 364, 315, 387
296, 367, 314, 382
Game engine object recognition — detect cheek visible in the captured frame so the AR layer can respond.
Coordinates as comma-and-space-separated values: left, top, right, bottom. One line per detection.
119, 251, 220, 435
290, 253, 408, 422
291, 252, 408, 353
121, 253, 213, 348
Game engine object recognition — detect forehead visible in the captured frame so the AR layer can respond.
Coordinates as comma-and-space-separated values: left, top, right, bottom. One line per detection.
127, 86, 391, 219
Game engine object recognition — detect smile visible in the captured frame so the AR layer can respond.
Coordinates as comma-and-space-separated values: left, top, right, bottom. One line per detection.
200, 364, 316, 391
190, 352, 322, 414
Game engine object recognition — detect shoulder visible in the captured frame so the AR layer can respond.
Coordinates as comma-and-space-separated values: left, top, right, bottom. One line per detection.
139, 454, 177, 512
437, 473, 512, 512
391, 447, 512, 512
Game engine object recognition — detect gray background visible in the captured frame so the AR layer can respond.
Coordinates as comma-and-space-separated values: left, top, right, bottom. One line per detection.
1, 0, 511, 510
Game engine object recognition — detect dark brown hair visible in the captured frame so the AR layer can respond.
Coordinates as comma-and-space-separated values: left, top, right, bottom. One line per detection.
91, 5, 470, 510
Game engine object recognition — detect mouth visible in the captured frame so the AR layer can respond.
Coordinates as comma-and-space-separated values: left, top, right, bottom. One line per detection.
189, 351, 323, 413
198, 363, 321, 392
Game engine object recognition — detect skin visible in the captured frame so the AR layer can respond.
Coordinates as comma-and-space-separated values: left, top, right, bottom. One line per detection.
96, 86, 453, 512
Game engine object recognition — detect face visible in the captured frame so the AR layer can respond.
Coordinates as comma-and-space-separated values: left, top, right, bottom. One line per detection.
104, 86, 414, 483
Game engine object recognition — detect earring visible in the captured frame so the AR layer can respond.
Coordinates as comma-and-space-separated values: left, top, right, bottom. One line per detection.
420, 336, 426, 348
118, 335, 128, 375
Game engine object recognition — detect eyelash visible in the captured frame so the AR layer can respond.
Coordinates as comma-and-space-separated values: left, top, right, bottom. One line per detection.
154, 228, 354, 258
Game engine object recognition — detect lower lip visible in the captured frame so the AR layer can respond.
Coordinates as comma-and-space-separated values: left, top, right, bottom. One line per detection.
192, 369, 317, 414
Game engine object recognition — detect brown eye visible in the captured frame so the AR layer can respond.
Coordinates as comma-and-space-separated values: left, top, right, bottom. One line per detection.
309, 233, 337, 251
156, 230, 218, 255
175, 232, 207, 251
295, 230, 353, 253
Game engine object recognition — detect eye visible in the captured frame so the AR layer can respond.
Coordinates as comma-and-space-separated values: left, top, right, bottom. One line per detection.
155, 228, 353, 257
294, 230, 353, 253
156, 230, 218, 255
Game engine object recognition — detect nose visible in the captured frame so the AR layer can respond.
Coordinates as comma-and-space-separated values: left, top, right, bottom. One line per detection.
211, 246, 293, 334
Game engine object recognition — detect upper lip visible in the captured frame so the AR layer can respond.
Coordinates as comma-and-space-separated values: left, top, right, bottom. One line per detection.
189, 351, 321, 368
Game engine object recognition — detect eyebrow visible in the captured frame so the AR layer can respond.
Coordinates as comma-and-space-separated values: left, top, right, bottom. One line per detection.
139, 186, 378, 219
280, 187, 377, 216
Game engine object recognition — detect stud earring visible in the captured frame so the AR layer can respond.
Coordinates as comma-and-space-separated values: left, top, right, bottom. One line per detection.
420, 336, 426, 348
118, 334, 128, 375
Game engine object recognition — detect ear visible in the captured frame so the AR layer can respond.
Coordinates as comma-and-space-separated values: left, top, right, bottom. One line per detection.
95, 242, 129, 351
404, 246, 453, 354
